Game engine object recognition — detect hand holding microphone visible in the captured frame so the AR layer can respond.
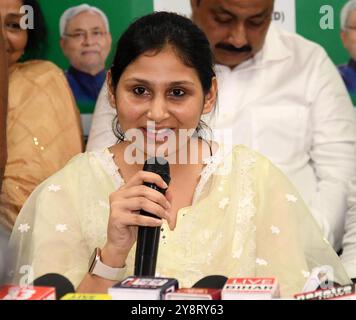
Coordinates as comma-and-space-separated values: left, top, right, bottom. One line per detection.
102, 159, 173, 269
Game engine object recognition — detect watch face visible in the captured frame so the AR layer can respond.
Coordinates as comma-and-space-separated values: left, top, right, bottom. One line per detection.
88, 248, 99, 272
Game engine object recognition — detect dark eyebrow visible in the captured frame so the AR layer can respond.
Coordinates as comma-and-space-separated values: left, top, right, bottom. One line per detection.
169, 81, 196, 87
248, 9, 270, 19
124, 78, 196, 87
214, 6, 269, 19
214, 6, 234, 17
124, 78, 151, 86
7, 13, 25, 19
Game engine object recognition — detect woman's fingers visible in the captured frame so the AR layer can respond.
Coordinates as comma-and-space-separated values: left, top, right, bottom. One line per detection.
165, 189, 173, 206
121, 185, 171, 210
109, 170, 174, 229
117, 211, 163, 228
122, 171, 168, 190
111, 197, 170, 222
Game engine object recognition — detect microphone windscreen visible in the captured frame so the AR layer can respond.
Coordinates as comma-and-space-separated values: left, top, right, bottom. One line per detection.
33, 273, 74, 299
192, 275, 228, 289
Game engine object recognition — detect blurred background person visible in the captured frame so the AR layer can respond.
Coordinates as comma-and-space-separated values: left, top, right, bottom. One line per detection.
0, 15, 9, 285
0, 221, 8, 285
0, 14, 7, 191
87, 0, 356, 259
341, 177, 356, 283
339, 0, 356, 96
59, 4, 112, 114
191, 0, 356, 260
0, 0, 83, 232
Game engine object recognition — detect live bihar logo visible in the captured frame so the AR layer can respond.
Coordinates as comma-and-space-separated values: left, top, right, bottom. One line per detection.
225, 278, 276, 291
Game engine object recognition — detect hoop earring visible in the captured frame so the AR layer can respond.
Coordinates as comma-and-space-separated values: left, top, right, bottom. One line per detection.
112, 115, 125, 142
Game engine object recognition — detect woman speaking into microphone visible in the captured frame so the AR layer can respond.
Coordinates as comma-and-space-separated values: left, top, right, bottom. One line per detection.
8, 12, 351, 298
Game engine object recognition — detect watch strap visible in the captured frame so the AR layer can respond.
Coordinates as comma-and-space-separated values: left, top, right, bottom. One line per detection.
90, 248, 126, 281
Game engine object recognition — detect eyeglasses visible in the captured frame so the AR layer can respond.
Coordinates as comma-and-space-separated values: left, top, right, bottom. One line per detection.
63, 30, 107, 42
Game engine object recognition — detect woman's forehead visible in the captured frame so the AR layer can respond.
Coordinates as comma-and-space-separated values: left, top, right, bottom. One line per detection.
120, 46, 200, 83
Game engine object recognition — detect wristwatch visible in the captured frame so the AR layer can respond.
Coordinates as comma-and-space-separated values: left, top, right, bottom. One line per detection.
88, 247, 126, 281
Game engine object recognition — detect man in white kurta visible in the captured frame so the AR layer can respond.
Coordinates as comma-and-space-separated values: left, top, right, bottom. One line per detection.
86, 1, 356, 262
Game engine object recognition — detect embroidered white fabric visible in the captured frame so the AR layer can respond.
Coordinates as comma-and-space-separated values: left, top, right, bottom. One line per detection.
7, 145, 351, 297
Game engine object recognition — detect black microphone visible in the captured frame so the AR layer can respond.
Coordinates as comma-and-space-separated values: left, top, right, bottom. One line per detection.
165, 275, 227, 299
192, 275, 228, 289
33, 273, 74, 300
134, 157, 171, 277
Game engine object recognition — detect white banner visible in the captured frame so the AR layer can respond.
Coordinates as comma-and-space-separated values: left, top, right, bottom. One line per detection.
273, 0, 296, 32
153, 0, 296, 32
153, 0, 192, 17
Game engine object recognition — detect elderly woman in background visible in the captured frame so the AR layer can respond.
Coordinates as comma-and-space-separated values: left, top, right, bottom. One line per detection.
0, 0, 83, 232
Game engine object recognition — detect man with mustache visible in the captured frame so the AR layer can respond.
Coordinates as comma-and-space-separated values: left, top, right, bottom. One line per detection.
87, 0, 356, 276
191, 0, 268, 68
60, 4, 112, 113
193, 1, 356, 282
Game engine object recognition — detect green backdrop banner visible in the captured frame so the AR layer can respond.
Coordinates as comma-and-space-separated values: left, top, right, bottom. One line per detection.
37, 0, 355, 109
38, 0, 353, 69
296, 0, 349, 65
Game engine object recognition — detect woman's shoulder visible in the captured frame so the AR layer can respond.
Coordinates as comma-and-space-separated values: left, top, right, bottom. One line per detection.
15, 60, 66, 82
32, 150, 115, 196
217, 144, 274, 177
59, 149, 120, 182
225, 144, 271, 165
16, 59, 61, 73
40, 152, 91, 182
229, 145, 289, 183
58, 149, 117, 175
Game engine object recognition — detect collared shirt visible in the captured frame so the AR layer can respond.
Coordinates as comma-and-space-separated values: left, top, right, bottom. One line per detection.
206, 25, 356, 254
338, 59, 356, 95
86, 24, 356, 256
65, 66, 106, 113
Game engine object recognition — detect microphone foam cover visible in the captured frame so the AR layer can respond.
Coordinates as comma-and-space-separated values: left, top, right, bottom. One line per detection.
192, 275, 228, 289
33, 273, 74, 299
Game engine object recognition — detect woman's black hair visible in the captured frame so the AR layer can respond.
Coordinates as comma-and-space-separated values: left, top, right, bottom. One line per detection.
21, 0, 48, 61
110, 11, 216, 142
